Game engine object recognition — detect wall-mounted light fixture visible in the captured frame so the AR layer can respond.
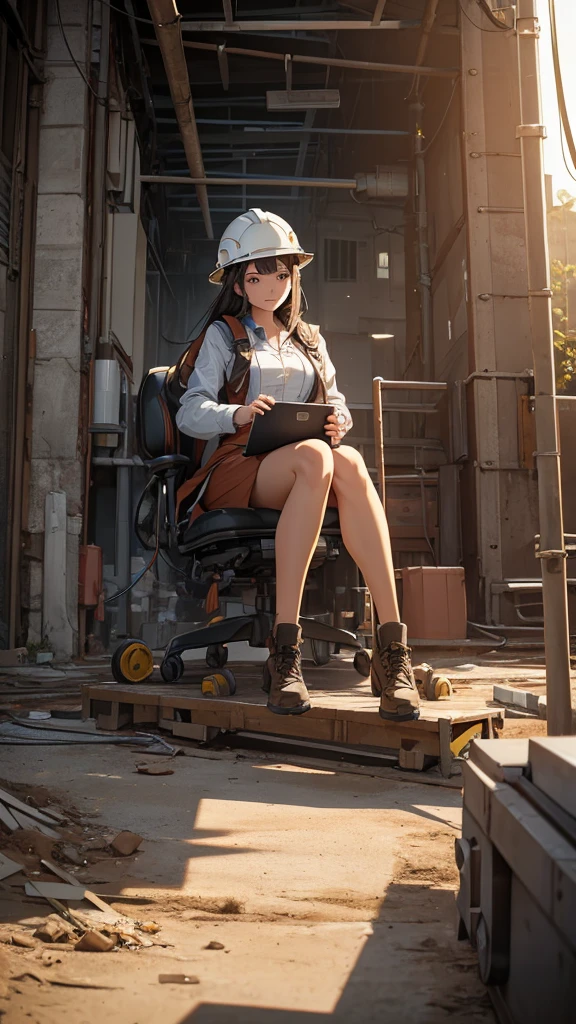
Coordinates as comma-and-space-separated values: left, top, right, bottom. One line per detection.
371, 333, 395, 339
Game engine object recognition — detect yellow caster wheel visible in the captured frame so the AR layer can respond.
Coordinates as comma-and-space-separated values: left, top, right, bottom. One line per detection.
111, 640, 154, 684
201, 668, 237, 699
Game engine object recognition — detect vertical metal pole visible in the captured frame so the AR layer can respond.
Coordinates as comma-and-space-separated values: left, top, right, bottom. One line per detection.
410, 101, 433, 378
517, 1, 572, 734
372, 377, 386, 504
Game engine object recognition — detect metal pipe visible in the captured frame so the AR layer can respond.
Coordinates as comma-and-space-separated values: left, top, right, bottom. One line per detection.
372, 378, 386, 502
180, 19, 420, 31
88, 1, 110, 360
411, 101, 433, 378
164, 38, 459, 79
409, 0, 441, 95
140, 173, 358, 187
194, 118, 410, 135
146, 0, 213, 238
517, 0, 572, 735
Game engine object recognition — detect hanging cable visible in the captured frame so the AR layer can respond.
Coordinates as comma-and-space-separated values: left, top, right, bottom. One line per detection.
105, 490, 161, 603
54, 0, 106, 106
549, 0, 576, 179
421, 77, 459, 155
97, 0, 154, 23
458, 0, 509, 32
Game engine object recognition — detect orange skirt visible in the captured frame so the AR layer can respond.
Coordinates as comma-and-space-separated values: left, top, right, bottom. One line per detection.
176, 425, 337, 524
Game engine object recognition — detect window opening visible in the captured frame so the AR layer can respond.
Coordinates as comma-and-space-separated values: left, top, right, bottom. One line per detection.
324, 238, 357, 282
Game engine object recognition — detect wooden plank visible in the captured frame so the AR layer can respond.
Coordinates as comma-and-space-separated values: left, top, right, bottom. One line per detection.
0, 802, 19, 831
83, 672, 500, 770
132, 704, 159, 724
10, 809, 61, 838
0, 786, 63, 826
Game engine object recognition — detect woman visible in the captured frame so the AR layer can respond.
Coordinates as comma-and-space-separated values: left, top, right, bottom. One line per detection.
176, 209, 419, 722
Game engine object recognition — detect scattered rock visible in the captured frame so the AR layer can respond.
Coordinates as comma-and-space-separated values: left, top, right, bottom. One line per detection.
110, 831, 143, 857
33, 915, 77, 944
135, 762, 175, 776
11, 933, 36, 949
137, 921, 160, 934
58, 844, 85, 866
204, 941, 225, 951
75, 930, 115, 953
41, 950, 63, 966
81, 837, 109, 852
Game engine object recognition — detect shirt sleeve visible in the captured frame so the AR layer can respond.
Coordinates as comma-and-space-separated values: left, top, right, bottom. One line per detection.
175, 323, 243, 441
317, 333, 353, 435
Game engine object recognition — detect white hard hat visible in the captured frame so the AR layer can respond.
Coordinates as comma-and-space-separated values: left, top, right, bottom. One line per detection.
209, 208, 314, 284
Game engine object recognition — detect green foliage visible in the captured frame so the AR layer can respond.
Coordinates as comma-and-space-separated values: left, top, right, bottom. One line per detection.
551, 258, 576, 391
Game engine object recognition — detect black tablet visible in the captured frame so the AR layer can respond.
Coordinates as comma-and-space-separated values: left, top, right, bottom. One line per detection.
243, 401, 334, 457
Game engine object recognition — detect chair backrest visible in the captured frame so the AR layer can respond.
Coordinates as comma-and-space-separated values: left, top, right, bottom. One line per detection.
135, 316, 250, 472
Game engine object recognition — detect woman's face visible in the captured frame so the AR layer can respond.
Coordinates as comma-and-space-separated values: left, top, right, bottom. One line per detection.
235, 261, 292, 313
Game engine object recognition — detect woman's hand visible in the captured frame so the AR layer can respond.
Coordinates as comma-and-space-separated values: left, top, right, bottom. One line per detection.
325, 412, 347, 446
233, 394, 275, 427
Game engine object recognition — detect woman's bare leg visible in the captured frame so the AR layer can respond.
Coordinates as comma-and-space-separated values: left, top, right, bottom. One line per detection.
331, 446, 399, 623
251, 439, 334, 625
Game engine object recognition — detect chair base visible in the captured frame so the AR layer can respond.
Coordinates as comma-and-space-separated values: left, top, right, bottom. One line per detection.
163, 613, 362, 663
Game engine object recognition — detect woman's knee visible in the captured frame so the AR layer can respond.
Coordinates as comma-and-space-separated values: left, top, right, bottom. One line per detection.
332, 445, 369, 488
292, 438, 334, 484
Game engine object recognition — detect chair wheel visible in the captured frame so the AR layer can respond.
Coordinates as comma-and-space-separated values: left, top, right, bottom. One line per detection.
354, 648, 372, 678
206, 643, 228, 669
160, 653, 184, 683
111, 640, 154, 684
201, 668, 237, 698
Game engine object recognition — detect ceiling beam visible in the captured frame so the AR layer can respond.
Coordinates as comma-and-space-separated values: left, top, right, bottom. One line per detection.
146, 0, 213, 238
180, 19, 420, 31
143, 38, 458, 78
371, 1, 388, 26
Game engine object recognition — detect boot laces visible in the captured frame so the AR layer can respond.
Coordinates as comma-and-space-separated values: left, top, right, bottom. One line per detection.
384, 642, 411, 684
276, 644, 301, 682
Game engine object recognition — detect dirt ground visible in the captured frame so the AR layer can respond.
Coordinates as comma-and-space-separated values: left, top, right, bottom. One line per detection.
0, 649, 564, 1023
0, 739, 493, 1024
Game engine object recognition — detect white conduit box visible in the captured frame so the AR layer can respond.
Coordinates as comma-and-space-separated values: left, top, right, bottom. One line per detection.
355, 166, 409, 198
93, 359, 121, 427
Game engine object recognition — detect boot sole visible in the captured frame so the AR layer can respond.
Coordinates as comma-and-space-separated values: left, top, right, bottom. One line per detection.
379, 708, 420, 723
267, 701, 311, 716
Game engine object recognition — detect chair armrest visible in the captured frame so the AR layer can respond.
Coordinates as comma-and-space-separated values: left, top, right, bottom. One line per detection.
146, 454, 190, 473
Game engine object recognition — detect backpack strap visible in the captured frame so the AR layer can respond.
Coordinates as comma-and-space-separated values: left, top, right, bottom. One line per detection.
221, 314, 252, 400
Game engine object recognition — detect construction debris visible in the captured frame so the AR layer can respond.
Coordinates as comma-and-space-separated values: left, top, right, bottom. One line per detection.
74, 930, 115, 953
25, 882, 87, 901
110, 831, 143, 856
10, 933, 36, 949
204, 940, 225, 950
0, 851, 22, 880
158, 973, 200, 985
135, 761, 175, 776
33, 915, 77, 944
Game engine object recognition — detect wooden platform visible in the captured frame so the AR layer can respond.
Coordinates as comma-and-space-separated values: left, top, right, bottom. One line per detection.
82, 658, 503, 777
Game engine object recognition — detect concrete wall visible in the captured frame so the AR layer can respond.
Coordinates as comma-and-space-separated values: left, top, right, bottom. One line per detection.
27, 0, 90, 655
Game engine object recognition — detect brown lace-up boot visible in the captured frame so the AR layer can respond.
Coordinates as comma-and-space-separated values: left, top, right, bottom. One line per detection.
370, 621, 420, 722
263, 623, 311, 716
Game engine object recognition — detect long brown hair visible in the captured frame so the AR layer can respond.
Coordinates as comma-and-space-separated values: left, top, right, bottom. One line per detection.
204, 254, 306, 336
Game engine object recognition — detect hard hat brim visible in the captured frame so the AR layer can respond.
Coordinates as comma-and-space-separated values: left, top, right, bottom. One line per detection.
208, 249, 314, 284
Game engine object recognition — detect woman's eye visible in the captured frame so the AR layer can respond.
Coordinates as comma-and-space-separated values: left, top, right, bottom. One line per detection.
278, 273, 289, 280
247, 277, 259, 284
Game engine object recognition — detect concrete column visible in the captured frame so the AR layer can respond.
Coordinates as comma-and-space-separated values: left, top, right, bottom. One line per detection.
28, 0, 91, 655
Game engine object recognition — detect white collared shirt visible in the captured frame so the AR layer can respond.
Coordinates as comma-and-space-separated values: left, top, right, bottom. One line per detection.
176, 317, 352, 442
